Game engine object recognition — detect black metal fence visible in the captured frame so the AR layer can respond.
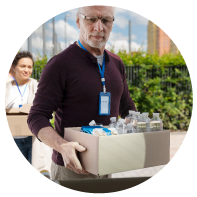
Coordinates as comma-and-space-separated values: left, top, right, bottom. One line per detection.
125, 65, 192, 95
125, 65, 192, 130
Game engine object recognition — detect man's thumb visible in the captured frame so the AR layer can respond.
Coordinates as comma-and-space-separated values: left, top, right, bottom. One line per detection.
75, 144, 86, 152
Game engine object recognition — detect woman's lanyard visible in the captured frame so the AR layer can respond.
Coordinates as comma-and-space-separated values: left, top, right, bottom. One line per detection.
78, 39, 111, 116
78, 39, 106, 93
13, 77, 29, 108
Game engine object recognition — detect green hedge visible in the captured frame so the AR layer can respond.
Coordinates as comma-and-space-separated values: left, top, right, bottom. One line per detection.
116, 49, 192, 131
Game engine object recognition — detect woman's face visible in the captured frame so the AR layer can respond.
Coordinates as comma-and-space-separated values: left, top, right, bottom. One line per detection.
13, 58, 33, 81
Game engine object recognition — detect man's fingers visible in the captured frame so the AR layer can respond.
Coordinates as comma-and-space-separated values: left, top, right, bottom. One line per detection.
66, 164, 79, 174
75, 144, 86, 152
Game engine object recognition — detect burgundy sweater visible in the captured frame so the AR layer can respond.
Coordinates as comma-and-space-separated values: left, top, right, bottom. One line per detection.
27, 42, 136, 166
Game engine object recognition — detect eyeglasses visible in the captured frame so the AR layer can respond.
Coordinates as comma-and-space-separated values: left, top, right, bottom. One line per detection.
78, 12, 115, 26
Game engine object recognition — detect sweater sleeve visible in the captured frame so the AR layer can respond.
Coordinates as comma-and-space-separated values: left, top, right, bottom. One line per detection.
119, 61, 137, 118
27, 56, 66, 139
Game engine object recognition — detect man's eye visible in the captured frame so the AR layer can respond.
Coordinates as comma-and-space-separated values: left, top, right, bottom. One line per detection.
89, 18, 97, 22
102, 19, 109, 24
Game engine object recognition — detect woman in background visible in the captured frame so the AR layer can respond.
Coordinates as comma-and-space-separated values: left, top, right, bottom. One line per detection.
5, 51, 52, 178
5, 51, 38, 163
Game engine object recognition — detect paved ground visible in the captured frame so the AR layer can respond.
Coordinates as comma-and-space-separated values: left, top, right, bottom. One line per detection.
111, 131, 187, 178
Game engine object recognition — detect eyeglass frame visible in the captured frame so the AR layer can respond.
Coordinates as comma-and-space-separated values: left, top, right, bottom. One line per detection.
78, 12, 115, 26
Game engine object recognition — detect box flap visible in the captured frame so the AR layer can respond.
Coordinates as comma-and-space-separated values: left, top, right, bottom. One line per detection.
6, 104, 32, 114
19, 104, 32, 114
6, 108, 20, 113
144, 130, 170, 168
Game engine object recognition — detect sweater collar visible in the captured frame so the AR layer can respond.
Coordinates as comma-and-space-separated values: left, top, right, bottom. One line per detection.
74, 41, 110, 64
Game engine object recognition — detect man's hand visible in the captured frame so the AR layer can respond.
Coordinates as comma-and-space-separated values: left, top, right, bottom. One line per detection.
60, 142, 89, 174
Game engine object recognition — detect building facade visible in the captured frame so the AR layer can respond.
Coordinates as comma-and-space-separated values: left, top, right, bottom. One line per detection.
170, 40, 179, 54
148, 20, 178, 56
147, 21, 157, 54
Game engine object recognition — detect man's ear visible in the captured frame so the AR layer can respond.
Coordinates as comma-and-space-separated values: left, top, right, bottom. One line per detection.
76, 13, 80, 29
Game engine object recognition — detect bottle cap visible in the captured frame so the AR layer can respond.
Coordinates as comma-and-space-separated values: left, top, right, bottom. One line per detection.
153, 113, 159, 116
89, 120, 96, 126
129, 110, 135, 114
110, 117, 116, 121
134, 112, 140, 115
118, 118, 125, 123
142, 112, 148, 117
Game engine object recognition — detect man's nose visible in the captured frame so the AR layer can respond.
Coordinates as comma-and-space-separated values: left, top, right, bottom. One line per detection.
94, 19, 104, 32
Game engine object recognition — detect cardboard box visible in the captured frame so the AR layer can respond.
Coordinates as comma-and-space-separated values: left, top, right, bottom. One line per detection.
64, 128, 170, 176
6, 104, 33, 137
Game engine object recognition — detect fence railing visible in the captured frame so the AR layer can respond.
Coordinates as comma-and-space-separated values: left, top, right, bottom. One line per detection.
125, 65, 192, 95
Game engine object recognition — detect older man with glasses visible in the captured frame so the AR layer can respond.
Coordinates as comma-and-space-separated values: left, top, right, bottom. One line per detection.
28, 5, 136, 180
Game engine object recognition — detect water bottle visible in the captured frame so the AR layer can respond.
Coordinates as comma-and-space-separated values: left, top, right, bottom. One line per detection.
142, 112, 150, 132
126, 123, 136, 133
133, 112, 140, 130
89, 120, 103, 127
136, 114, 147, 133
109, 117, 117, 128
150, 113, 163, 131
125, 110, 135, 125
159, 115, 163, 131
131, 112, 140, 130
116, 118, 125, 134
142, 112, 151, 121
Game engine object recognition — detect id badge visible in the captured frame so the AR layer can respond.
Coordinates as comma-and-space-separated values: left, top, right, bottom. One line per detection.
99, 92, 111, 115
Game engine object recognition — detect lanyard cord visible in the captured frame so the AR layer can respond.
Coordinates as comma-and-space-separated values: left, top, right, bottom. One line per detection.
78, 39, 106, 93
13, 77, 29, 100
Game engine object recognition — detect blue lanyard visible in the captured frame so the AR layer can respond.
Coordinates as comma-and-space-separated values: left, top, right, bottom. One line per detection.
13, 77, 29, 100
78, 39, 106, 93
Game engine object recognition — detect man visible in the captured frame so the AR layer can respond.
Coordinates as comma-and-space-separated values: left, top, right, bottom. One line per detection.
28, 5, 136, 180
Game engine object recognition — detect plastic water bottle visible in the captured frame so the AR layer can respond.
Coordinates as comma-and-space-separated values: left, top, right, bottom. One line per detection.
142, 113, 150, 132
116, 118, 125, 134
133, 112, 140, 130
109, 117, 117, 128
89, 120, 103, 127
159, 115, 163, 131
142, 112, 151, 121
126, 123, 136, 133
150, 113, 163, 131
125, 110, 135, 125
136, 114, 147, 133
131, 112, 138, 130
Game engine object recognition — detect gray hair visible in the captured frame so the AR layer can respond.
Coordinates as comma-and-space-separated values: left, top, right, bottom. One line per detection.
78, 6, 116, 16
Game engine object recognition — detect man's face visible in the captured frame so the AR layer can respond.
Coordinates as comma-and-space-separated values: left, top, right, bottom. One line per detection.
76, 6, 114, 49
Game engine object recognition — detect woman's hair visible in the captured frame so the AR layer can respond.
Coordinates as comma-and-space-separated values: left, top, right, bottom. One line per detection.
10, 51, 34, 75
